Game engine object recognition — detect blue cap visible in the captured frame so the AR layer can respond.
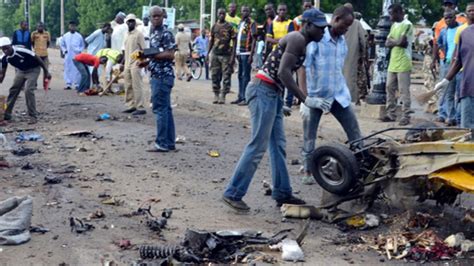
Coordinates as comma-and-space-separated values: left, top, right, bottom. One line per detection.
302, 8, 329, 27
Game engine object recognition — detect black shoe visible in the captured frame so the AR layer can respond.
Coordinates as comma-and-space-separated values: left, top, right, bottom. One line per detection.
237, 101, 247, 106
132, 109, 147, 115
276, 195, 306, 207
122, 107, 137, 113
222, 196, 250, 212
231, 99, 243, 104
381, 115, 396, 122
186, 75, 193, 82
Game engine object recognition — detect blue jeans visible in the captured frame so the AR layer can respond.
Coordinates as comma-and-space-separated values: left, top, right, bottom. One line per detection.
437, 61, 457, 121
460, 96, 474, 129
73, 60, 90, 93
151, 77, 176, 150
302, 101, 362, 173
238, 55, 251, 102
223, 79, 292, 201
455, 72, 462, 125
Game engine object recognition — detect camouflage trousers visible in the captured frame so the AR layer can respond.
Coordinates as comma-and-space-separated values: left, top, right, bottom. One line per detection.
357, 57, 369, 101
422, 55, 438, 113
210, 53, 232, 95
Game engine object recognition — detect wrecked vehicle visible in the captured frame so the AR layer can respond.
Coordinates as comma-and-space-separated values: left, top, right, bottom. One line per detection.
309, 125, 474, 208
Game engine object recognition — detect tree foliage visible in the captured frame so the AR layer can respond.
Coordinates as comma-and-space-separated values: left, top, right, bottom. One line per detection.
0, 0, 471, 39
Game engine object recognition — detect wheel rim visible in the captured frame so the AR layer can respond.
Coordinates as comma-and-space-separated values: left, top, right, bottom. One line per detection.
317, 155, 345, 186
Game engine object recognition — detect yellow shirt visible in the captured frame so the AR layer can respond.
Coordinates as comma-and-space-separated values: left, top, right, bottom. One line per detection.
31, 31, 50, 57
454, 23, 468, 45
225, 14, 241, 31
266, 19, 295, 48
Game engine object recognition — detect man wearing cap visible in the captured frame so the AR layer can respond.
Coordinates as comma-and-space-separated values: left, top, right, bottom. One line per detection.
111, 12, 128, 51
60, 21, 85, 90
0, 37, 51, 124
300, 6, 361, 185
175, 24, 192, 81
122, 14, 146, 115
222, 8, 328, 212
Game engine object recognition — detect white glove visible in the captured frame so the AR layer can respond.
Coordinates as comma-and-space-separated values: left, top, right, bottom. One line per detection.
282, 106, 292, 117
304, 96, 332, 112
299, 104, 310, 120
434, 78, 450, 92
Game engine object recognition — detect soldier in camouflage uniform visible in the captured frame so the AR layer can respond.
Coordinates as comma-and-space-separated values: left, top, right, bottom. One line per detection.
207, 8, 236, 104
357, 48, 369, 102
421, 39, 438, 113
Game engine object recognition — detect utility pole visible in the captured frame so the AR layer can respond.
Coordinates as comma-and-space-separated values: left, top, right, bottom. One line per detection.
41, 0, 45, 23
211, 0, 216, 27
314, 0, 320, 9
200, 0, 205, 31
24, 0, 30, 27
60, 0, 64, 35
165, 0, 168, 8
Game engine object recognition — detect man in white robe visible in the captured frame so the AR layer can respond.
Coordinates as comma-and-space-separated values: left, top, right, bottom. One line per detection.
60, 21, 85, 90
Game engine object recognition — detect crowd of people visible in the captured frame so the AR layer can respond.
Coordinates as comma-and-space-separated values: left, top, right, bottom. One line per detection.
0, 1, 473, 212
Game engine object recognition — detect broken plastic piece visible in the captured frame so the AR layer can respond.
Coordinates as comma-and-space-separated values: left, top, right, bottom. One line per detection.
280, 239, 304, 261
207, 150, 220, 157
280, 204, 323, 220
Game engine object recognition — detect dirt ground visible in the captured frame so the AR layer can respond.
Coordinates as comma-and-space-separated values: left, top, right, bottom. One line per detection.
0, 49, 473, 265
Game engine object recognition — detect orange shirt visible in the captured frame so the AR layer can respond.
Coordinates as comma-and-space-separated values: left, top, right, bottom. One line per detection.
74, 53, 100, 68
434, 15, 467, 59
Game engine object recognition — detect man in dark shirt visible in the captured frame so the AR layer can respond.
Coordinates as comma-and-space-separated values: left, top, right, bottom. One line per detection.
138, 6, 177, 152
0, 37, 51, 124
222, 9, 328, 212
12, 21, 32, 50
208, 8, 237, 104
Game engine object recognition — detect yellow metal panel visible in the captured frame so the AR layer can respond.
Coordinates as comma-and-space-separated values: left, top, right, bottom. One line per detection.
429, 166, 474, 193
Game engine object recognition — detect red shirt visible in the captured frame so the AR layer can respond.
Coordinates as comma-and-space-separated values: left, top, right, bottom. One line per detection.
74, 53, 100, 68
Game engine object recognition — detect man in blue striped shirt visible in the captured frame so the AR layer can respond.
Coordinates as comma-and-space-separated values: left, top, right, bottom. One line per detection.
300, 6, 362, 185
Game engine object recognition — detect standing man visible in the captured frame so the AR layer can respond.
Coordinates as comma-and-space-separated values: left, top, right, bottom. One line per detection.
226, 2, 241, 31
12, 21, 31, 50
300, 6, 361, 185
0, 37, 51, 124
263, 3, 276, 61
232, 5, 257, 105
73, 53, 107, 95
175, 24, 193, 81
85, 23, 111, 56
60, 21, 85, 90
208, 8, 236, 104
138, 6, 177, 152
381, 4, 414, 126
111, 12, 128, 51
122, 14, 146, 115
194, 29, 210, 80
342, 3, 368, 104
436, 9, 462, 126
141, 16, 151, 48
436, 2, 474, 128
222, 9, 328, 212
266, 3, 296, 108
31, 22, 51, 69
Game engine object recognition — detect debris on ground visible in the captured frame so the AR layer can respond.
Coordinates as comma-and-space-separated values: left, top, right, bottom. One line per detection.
101, 197, 124, 206
0, 157, 10, 168
60, 130, 94, 137
146, 217, 167, 232
444, 233, 465, 248
280, 204, 323, 220
95, 113, 111, 121
44, 175, 63, 185
0, 196, 33, 245
11, 147, 38, 156
114, 239, 132, 250
463, 209, 474, 223
138, 228, 292, 263
175, 135, 186, 144
15, 132, 44, 143
271, 239, 304, 262
69, 217, 95, 234
161, 208, 172, 219
21, 162, 34, 170
207, 150, 220, 158
407, 212, 433, 229
338, 214, 380, 231
30, 226, 50, 234
262, 180, 272, 196
87, 209, 105, 220
290, 159, 301, 165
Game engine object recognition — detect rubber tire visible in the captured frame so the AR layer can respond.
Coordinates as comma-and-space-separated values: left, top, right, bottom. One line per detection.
309, 142, 360, 195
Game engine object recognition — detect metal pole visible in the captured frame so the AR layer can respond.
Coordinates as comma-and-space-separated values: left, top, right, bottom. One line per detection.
165, 0, 169, 8
200, 0, 205, 31
24, 0, 30, 26
366, 0, 393, 105
314, 0, 320, 9
211, 0, 216, 27
41, 0, 45, 23
60, 0, 64, 35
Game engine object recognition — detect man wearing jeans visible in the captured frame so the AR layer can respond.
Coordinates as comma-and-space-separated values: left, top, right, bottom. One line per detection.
300, 6, 361, 185
0, 37, 51, 124
381, 4, 414, 126
138, 6, 177, 152
222, 9, 328, 212
73, 53, 107, 95
436, 2, 474, 128
231, 5, 257, 105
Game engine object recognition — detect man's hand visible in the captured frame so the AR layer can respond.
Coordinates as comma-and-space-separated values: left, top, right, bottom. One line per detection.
304, 96, 332, 112
44, 71, 52, 80
282, 106, 292, 117
434, 78, 450, 92
299, 104, 310, 120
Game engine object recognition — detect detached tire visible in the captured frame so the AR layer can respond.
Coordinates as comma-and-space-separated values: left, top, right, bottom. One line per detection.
309, 143, 360, 195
